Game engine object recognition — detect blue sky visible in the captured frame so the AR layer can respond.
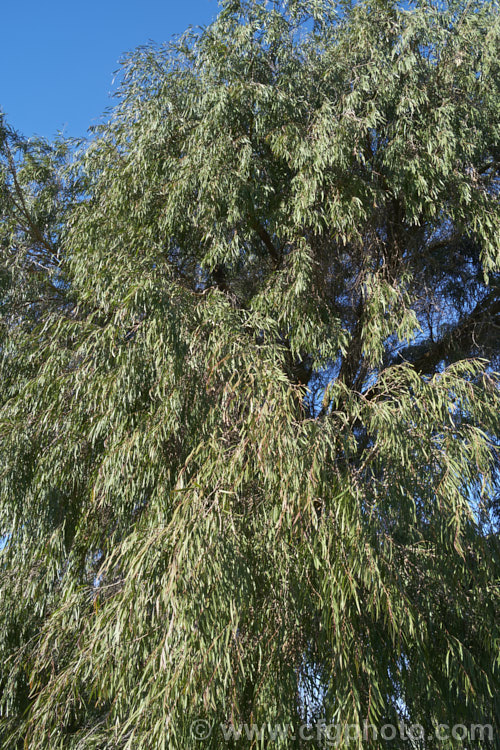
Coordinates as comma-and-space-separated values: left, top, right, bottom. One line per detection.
1, 0, 218, 140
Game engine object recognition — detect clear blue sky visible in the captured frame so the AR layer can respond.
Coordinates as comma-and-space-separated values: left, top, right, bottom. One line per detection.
1, 0, 218, 140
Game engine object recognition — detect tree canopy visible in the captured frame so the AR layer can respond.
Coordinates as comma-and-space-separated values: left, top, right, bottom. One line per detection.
1, 0, 499, 747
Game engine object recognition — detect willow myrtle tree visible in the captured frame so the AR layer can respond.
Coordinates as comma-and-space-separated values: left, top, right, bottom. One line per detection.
1, 0, 500, 747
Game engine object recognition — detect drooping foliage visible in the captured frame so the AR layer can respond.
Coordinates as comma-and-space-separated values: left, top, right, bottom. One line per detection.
1, 0, 499, 747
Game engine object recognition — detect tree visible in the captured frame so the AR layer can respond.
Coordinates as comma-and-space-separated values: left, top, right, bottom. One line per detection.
1, 0, 499, 747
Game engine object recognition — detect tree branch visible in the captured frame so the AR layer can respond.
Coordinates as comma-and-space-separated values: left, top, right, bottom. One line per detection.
402, 290, 500, 374
248, 216, 281, 267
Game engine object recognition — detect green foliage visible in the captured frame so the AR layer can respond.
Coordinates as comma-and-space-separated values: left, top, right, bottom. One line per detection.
1, 1, 500, 747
